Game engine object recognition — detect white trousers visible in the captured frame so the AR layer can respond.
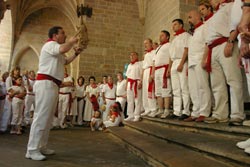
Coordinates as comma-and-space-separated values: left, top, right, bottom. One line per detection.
77, 99, 84, 124
127, 81, 142, 119
171, 60, 190, 116
24, 94, 35, 124
11, 98, 24, 125
27, 80, 59, 151
210, 42, 245, 120
0, 96, 11, 131
188, 64, 211, 117
142, 68, 157, 112
103, 99, 116, 122
58, 94, 70, 126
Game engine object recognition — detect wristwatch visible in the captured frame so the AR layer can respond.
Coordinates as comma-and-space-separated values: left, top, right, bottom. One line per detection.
227, 39, 234, 43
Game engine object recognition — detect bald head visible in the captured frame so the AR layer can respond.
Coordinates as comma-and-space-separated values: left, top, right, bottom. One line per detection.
188, 10, 202, 27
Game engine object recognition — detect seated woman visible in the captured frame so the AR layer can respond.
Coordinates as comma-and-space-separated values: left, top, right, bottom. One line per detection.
103, 102, 122, 128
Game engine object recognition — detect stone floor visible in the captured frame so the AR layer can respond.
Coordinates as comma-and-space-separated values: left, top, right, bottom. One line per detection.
0, 127, 149, 167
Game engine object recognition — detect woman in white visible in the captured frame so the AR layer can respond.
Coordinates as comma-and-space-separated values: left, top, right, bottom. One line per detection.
76, 76, 86, 125
84, 76, 100, 125
103, 102, 121, 128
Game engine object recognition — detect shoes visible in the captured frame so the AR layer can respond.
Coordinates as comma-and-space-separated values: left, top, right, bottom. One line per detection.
243, 120, 250, 126
204, 117, 228, 124
124, 117, 134, 121
141, 110, 151, 116
236, 138, 250, 149
148, 109, 163, 118
98, 127, 103, 131
195, 116, 205, 122
178, 114, 189, 120
160, 110, 170, 119
133, 117, 141, 122
228, 118, 243, 126
168, 114, 179, 119
184, 116, 196, 122
10, 130, 17, 135
40, 148, 55, 155
25, 151, 46, 161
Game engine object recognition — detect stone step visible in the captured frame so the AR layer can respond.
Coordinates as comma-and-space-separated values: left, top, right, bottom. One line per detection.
122, 120, 250, 167
142, 116, 250, 140
109, 126, 237, 167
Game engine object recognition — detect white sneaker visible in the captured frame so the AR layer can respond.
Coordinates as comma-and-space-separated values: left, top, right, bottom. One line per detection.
40, 148, 55, 155
160, 109, 170, 119
141, 110, 151, 116
148, 109, 163, 118
236, 138, 250, 149
25, 151, 46, 161
124, 117, 134, 121
133, 117, 141, 122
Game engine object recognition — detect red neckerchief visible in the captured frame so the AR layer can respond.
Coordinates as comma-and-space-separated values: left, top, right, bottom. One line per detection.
130, 59, 138, 65
14, 83, 21, 86
204, 13, 214, 21
215, 0, 231, 11
160, 40, 169, 45
91, 84, 97, 88
46, 38, 55, 42
194, 22, 204, 30
174, 28, 186, 36
147, 48, 154, 53
64, 74, 68, 78
29, 77, 35, 81
108, 83, 113, 89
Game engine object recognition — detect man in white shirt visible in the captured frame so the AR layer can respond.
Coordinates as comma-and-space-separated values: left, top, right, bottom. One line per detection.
204, 0, 245, 125
26, 26, 83, 161
115, 72, 127, 118
141, 38, 158, 117
184, 10, 212, 122
124, 52, 143, 122
169, 19, 191, 120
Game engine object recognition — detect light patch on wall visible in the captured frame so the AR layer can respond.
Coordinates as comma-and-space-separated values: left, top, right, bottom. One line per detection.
16, 48, 39, 72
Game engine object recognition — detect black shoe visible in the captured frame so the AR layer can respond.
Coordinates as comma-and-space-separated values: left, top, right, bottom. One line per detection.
178, 114, 189, 120
168, 114, 179, 119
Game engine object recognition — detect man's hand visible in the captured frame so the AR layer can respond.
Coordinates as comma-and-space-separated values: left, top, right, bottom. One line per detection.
68, 37, 78, 45
240, 34, 250, 58
74, 47, 83, 56
177, 63, 183, 72
224, 43, 234, 57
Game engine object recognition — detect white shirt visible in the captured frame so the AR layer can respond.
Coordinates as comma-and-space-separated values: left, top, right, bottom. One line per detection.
76, 85, 85, 97
170, 32, 190, 60
59, 76, 73, 93
37, 41, 66, 81
230, 0, 242, 32
86, 85, 100, 97
25, 79, 36, 94
103, 84, 117, 99
126, 61, 143, 80
10, 85, 26, 102
153, 43, 171, 66
206, 3, 233, 44
5, 76, 13, 91
116, 79, 127, 96
143, 50, 155, 69
188, 24, 206, 67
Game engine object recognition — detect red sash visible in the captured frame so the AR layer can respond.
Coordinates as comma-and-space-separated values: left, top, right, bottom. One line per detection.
90, 95, 99, 111
206, 37, 228, 73
36, 74, 62, 87
155, 64, 169, 89
127, 78, 139, 98
148, 66, 155, 99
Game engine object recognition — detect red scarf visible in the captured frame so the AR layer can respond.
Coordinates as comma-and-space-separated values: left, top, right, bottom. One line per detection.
147, 48, 154, 53
46, 38, 55, 42
91, 84, 97, 88
174, 28, 185, 36
64, 73, 69, 78
130, 59, 138, 65
204, 13, 214, 21
29, 77, 36, 81
194, 22, 203, 30
215, 0, 231, 11
160, 40, 169, 45
108, 83, 113, 89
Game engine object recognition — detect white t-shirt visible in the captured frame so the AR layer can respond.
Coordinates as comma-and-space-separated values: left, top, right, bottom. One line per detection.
153, 43, 171, 66
116, 79, 127, 96
126, 61, 143, 80
102, 84, 117, 99
188, 24, 206, 67
205, 3, 233, 45
10, 85, 26, 102
170, 32, 190, 61
76, 85, 85, 98
37, 41, 66, 81
143, 50, 155, 69
59, 76, 73, 93
230, 0, 242, 32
